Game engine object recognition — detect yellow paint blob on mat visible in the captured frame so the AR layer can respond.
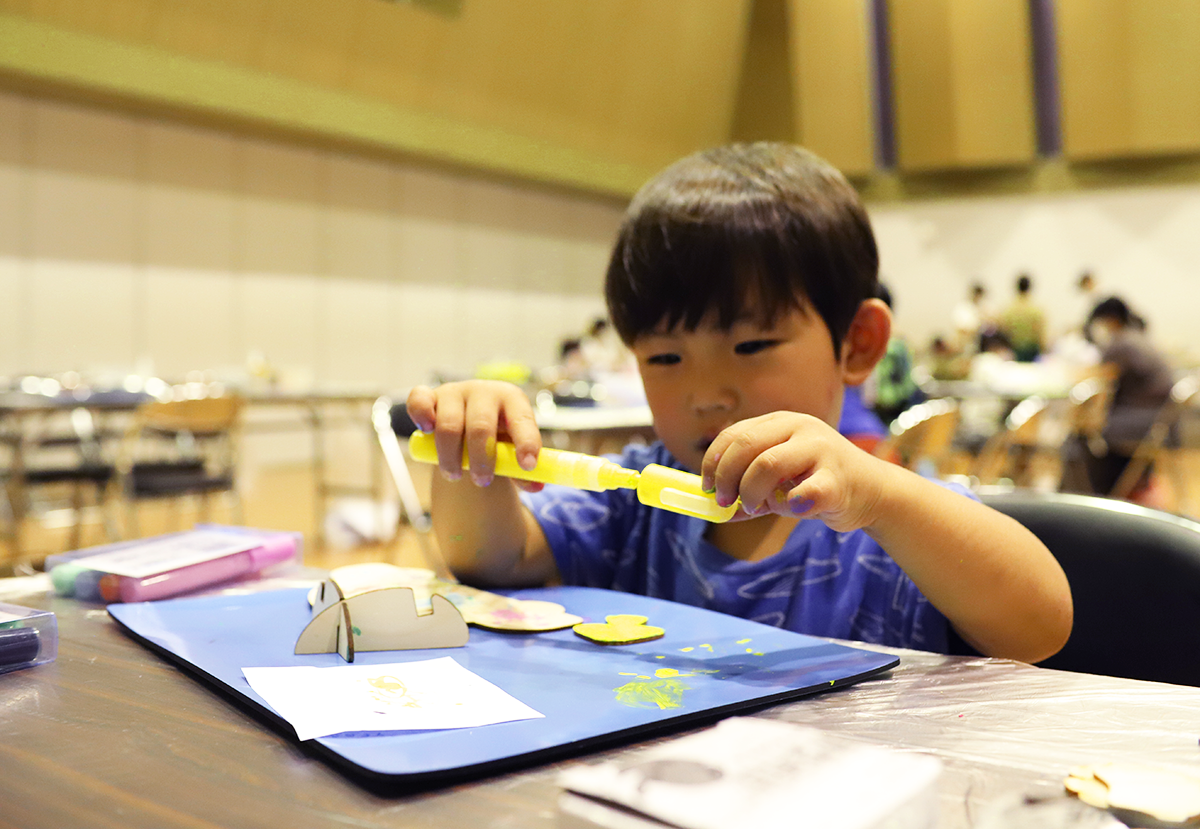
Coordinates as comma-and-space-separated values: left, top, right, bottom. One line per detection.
613, 677, 692, 710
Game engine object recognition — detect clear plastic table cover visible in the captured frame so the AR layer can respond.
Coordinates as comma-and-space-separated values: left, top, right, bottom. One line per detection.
754, 644, 1200, 828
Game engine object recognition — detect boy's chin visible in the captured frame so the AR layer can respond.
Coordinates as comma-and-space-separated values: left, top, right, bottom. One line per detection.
724, 506, 756, 523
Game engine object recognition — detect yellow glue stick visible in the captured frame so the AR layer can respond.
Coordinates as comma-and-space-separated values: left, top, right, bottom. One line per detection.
408, 431, 637, 491
407, 432, 736, 522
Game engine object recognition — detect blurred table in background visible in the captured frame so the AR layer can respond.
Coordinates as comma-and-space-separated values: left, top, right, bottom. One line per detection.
535, 402, 655, 455
243, 390, 389, 551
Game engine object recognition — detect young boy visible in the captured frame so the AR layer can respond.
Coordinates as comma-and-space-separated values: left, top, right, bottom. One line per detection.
406, 143, 1072, 663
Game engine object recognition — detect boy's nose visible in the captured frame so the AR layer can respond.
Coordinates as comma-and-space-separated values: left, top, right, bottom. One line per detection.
689, 387, 737, 415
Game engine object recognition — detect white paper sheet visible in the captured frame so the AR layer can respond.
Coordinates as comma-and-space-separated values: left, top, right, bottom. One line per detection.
242, 657, 544, 740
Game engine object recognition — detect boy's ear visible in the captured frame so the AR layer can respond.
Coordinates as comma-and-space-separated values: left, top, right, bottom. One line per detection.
840, 298, 892, 386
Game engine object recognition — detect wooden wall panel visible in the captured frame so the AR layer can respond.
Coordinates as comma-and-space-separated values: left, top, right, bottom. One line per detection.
1058, 0, 1200, 159
789, 0, 875, 176
730, 0, 795, 145
0, 0, 752, 196
888, 0, 1036, 171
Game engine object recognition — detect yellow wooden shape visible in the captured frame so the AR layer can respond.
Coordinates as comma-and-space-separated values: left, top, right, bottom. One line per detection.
573, 614, 665, 645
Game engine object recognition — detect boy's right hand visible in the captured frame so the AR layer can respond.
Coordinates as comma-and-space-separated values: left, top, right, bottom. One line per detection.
406, 381, 544, 491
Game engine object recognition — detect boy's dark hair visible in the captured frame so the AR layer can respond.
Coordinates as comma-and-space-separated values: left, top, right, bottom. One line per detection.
604, 143, 879, 356
1088, 296, 1132, 327
876, 281, 894, 310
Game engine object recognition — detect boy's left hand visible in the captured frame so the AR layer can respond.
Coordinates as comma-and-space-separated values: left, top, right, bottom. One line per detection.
700, 412, 890, 532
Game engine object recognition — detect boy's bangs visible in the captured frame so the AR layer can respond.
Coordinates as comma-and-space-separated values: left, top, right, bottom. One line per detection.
610, 214, 805, 340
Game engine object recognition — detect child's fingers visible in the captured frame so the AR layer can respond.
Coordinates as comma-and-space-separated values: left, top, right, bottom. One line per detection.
779, 468, 834, 519
463, 389, 509, 486
499, 400, 543, 472
430, 385, 467, 481
706, 413, 817, 508
405, 385, 437, 433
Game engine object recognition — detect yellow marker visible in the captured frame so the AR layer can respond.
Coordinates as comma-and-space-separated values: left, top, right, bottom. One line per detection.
408, 432, 737, 522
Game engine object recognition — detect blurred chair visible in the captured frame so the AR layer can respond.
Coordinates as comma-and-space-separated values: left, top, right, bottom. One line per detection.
1064, 375, 1113, 453
1109, 374, 1200, 509
982, 489, 1200, 687
874, 398, 959, 474
112, 396, 244, 537
371, 396, 431, 534
971, 395, 1050, 487
1, 407, 117, 566
372, 396, 448, 577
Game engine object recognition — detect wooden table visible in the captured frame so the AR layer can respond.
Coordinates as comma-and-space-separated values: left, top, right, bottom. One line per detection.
2, 576, 1199, 829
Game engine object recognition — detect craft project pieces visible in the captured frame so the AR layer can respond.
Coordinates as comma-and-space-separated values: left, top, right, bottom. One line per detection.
295, 579, 468, 662
108, 585, 900, 784
574, 614, 665, 645
1066, 762, 1200, 826
315, 562, 583, 633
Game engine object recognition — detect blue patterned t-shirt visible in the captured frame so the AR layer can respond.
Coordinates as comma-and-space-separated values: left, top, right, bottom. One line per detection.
520, 441, 964, 653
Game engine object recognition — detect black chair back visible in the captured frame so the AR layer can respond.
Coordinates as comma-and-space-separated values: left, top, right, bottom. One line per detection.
982, 490, 1200, 687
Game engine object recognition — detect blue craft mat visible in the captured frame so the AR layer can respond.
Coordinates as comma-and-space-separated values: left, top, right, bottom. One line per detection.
108, 586, 898, 785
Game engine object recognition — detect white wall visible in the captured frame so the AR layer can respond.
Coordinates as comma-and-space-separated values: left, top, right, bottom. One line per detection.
871, 186, 1200, 363
0, 89, 622, 391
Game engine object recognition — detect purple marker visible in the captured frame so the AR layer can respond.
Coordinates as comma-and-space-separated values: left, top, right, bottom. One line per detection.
98, 534, 298, 603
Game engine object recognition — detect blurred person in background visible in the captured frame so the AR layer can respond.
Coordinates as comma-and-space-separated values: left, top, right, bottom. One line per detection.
951, 282, 991, 353
1068, 270, 1101, 333
1076, 297, 1174, 498
997, 273, 1046, 363
864, 283, 922, 426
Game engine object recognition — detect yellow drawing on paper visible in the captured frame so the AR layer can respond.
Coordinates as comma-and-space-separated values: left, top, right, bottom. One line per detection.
364, 674, 422, 708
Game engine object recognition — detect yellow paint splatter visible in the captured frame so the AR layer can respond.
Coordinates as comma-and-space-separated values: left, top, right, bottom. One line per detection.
613, 677, 692, 710
679, 646, 694, 652
618, 672, 638, 676
737, 638, 751, 644
654, 668, 681, 678
699, 644, 713, 652
654, 655, 665, 659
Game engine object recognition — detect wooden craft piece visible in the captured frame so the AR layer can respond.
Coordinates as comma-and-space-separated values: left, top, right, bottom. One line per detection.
295, 584, 468, 662
309, 563, 438, 611
308, 562, 585, 634
1066, 762, 1200, 825
467, 599, 583, 632
573, 614, 665, 645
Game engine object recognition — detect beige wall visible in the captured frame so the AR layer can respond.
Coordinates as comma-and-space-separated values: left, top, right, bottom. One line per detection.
6, 86, 1200, 419
0, 89, 623, 391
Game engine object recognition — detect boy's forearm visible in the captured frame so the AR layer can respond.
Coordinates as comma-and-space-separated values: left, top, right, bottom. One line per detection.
430, 475, 547, 587
863, 464, 1072, 663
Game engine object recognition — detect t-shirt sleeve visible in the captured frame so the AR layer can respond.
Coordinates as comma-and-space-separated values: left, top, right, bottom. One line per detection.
518, 443, 660, 587
520, 483, 633, 586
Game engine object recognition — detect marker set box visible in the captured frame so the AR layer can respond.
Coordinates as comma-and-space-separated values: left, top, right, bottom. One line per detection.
45, 525, 302, 604
0, 603, 57, 675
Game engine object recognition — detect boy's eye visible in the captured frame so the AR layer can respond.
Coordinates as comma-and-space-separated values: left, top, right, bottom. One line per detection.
645, 353, 681, 366
734, 339, 777, 355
